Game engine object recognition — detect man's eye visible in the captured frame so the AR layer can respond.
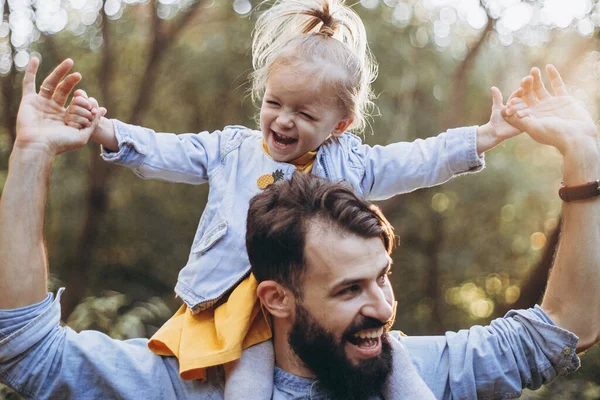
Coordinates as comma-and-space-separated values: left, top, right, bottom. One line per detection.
339, 285, 360, 296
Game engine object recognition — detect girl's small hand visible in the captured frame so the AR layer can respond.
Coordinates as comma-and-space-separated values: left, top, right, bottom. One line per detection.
65, 89, 95, 130
476, 87, 522, 154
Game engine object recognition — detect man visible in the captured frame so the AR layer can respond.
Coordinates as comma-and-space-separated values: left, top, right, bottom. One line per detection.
0, 58, 598, 399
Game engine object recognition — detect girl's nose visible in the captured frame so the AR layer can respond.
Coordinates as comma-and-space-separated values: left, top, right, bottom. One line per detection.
276, 111, 294, 129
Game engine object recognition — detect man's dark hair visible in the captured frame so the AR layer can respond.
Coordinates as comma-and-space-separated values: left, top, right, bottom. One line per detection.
246, 172, 396, 296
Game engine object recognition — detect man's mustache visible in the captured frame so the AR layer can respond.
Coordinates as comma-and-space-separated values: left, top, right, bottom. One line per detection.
343, 316, 386, 340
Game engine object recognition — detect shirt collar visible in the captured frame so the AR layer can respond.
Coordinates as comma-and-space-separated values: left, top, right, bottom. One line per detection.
262, 140, 318, 171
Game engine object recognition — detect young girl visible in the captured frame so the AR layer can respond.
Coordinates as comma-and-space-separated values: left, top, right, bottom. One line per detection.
66, 0, 517, 397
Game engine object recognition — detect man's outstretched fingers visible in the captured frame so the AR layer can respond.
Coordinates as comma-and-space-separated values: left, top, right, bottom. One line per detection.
53, 72, 82, 107
531, 67, 550, 100
547, 64, 568, 96
22, 57, 40, 96
39, 58, 74, 99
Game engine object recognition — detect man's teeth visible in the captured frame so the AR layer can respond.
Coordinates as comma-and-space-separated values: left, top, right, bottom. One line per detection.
353, 327, 384, 339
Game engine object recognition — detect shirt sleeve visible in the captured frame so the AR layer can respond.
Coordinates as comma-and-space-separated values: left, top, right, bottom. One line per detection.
100, 120, 241, 185
354, 126, 484, 201
401, 306, 580, 400
0, 289, 224, 400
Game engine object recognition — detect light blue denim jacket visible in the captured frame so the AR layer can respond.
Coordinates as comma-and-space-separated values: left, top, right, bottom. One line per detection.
102, 121, 484, 312
0, 290, 580, 399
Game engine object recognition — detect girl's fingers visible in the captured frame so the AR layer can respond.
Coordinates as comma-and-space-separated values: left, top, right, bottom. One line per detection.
520, 76, 537, 105
71, 95, 92, 109
506, 102, 529, 114
507, 97, 525, 107
66, 114, 92, 127
73, 89, 89, 99
67, 105, 93, 120
66, 121, 86, 130
88, 97, 99, 110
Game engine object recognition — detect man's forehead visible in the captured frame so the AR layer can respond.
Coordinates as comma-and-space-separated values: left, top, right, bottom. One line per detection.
303, 221, 390, 282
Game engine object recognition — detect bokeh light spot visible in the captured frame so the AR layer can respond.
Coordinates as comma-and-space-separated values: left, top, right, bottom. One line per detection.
233, 0, 252, 15
485, 274, 503, 295
360, 0, 379, 10
505, 285, 521, 304
530, 232, 547, 250
470, 298, 494, 319
410, 26, 429, 48
432, 192, 450, 213
13, 50, 29, 69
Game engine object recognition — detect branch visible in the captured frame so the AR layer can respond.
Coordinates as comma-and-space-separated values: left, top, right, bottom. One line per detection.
444, 18, 494, 128
129, 0, 204, 124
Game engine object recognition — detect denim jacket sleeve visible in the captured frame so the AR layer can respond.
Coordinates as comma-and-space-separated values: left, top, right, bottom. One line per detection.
100, 120, 244, 185
0, 289, 224, 400
350, 126, 484, 201
402, 306, 580, 400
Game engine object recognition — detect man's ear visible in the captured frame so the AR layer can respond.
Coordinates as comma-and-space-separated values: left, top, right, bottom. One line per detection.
257, 280, 294, 318
332, 118, 353, 137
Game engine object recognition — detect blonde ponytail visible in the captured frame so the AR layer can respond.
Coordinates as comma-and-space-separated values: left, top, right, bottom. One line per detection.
251, 0, 377, 132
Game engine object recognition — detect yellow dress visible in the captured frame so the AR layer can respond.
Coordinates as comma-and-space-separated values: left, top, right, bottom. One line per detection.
148, 142, 318, 381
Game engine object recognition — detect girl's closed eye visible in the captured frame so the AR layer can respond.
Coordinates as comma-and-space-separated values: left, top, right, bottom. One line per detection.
300, 111, 315, 121
266, 100, 280, 107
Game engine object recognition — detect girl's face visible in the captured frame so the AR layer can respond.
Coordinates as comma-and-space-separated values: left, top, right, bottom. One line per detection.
260, 64, 352, 162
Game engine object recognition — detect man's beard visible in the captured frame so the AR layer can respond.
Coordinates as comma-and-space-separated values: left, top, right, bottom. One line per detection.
288, 303, 393, 400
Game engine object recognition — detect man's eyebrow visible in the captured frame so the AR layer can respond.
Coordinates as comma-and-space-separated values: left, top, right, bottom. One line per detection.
330, 260, 392, 294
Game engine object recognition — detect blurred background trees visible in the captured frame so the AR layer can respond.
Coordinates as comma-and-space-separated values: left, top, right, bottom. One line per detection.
1, 0, 599, 398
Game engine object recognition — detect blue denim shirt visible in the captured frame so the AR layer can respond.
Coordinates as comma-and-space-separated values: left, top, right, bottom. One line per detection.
0, 290, 580, 399
272, 367, 384, 399
102, 121, 484, 312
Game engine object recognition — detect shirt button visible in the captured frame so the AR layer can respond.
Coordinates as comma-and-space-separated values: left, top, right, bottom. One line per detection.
562, 347, 571, 356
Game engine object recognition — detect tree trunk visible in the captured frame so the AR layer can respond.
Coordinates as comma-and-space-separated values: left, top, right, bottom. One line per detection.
62, 0, 205, 319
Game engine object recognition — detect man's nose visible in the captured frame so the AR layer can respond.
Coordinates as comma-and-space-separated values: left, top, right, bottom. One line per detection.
362, 284, 394, 323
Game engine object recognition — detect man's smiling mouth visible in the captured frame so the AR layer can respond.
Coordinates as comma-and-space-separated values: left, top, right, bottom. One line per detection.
347, 326, 384, 350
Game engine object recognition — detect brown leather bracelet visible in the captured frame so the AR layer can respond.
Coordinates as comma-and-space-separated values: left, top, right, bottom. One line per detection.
558, 180, 600, 202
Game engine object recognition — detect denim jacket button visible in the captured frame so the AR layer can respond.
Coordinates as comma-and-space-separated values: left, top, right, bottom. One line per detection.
562, 347, 571, 356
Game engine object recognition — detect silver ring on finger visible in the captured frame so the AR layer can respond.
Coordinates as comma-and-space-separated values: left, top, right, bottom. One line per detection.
40, 86, 54, 95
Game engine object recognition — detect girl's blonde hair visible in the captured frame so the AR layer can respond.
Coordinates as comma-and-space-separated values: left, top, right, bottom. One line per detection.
252, 0, 377, 132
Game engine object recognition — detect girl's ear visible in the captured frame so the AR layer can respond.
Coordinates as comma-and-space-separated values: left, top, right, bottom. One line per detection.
332, 119, 353, 137
257, 280, 294, 318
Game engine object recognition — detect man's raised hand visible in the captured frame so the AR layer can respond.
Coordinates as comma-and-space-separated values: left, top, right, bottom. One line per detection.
503, 65, 597, 156
15, 57, 106, 157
